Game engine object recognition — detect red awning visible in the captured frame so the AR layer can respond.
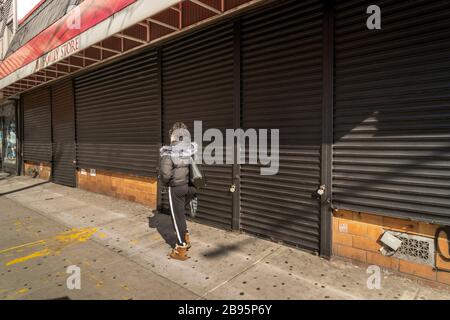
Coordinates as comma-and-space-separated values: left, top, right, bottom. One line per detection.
0, 0, 136, 78
0, 0, 258, 98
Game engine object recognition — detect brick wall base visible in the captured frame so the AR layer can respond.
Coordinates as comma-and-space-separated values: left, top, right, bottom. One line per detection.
24, 161, 51, 180
77, 169, 157, 208
333, 209, 450, 287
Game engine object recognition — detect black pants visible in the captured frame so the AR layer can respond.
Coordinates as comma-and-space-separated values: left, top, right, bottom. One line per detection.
168, 184, 196, 246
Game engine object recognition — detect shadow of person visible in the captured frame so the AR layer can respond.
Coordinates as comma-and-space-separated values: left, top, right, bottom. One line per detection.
148, 211, 177, 248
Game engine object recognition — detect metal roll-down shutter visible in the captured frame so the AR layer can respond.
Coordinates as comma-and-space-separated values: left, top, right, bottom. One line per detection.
74, 50, 160, 176
161, 22, 235, 229
334, 0, 450, 225
22, 88, 52, 163
51, 80, 76, 187
240, 0, 324, 252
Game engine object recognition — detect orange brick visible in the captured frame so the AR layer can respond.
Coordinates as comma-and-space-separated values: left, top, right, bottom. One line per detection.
336, 244, 366, 263
383, 216, 419, 233
334, 210, 353, 220
366, 252, 399, 270
353, 212, 383, 225
436, 236, 450, 269
332, 243, 339, 256
333, 232, 353, 246
437, 272, 450, 286
436, 255, 450, 270
332, 218, 339, 233
367, 224, 384, 240
438, 232, 450, 248
139, 185, 152, 192
339, 219, 368, 237
76, 169, 158, 208
352, 235, 381, 253
418, 223, 438, 238
399, 260, 436, 281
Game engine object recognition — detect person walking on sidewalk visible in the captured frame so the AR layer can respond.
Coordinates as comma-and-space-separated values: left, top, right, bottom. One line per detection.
160, 122, 198, 261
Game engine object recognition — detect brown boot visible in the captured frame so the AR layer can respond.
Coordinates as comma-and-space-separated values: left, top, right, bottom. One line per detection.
169, 244, 190, 261
185, 232, 191, 250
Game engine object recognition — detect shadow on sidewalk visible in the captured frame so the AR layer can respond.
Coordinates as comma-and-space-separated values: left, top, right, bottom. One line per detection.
0, 181, 50, 197
201, 237, 257, 259
148, 212, 178, 248
148, 211, 259, 259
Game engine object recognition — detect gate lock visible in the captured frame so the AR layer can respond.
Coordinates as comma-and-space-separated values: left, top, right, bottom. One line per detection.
317, 185, 326, 197
229, 184, 236, 193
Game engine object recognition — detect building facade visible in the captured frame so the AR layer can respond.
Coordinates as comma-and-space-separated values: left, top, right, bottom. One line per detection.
1, 0, 450, 286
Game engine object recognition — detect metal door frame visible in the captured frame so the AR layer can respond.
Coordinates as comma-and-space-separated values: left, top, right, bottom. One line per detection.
50, 86, 54, 182
231, 19, 242, 231
320, 0, 334, 259
72, 78, 78, 186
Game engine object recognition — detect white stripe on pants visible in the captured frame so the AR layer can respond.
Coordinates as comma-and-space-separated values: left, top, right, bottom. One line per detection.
168, 186, 183, 245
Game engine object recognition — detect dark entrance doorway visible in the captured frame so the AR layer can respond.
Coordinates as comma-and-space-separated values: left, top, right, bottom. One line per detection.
0, 101, 18, 175
51, 80, 76, 187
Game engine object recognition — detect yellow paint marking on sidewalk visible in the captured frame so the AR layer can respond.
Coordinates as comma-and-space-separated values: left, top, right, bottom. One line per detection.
0, 227, 98, 266
16, 288, 29, 294
97, 232, 108, 239
0, 239, 46, 254
6, 249, 51, 266
152, 234, 161, 240
54, 227, 98, 243
3, 288, 31, 300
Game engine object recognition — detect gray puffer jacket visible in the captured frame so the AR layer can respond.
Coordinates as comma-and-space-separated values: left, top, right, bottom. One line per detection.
160, 140, 198, 187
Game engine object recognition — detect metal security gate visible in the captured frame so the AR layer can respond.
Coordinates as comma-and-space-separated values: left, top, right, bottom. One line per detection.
22, 88, 52, 164
239, 0, 324, 252
334, 0, 450, 226
51, 80, 76, 187
161, 21, 235, 229
74, 50, 161, 176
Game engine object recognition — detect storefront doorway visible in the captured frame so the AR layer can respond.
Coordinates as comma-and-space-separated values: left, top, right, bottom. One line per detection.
0, 101, 17, 175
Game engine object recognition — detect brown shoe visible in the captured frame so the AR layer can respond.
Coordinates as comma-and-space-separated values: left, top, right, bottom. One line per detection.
169, 244, 190, 261
185, 232, 191, 250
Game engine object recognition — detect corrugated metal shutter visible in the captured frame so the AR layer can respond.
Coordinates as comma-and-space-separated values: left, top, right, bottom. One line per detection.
51, 79, 76, 187
240, 0, 324, 252
23, 88, 52, 163
74, 50, 160, 176
334, 0, 450, 225
161, 22, 234, 229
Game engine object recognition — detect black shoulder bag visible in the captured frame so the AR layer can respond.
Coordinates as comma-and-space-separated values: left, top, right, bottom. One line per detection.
189, 157, 206, 189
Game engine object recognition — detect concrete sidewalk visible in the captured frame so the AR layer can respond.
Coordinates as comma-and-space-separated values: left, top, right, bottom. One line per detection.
0, 175, 449, 300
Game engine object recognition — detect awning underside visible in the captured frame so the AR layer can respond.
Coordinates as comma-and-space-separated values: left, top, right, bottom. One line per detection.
0, 0, 257, 98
